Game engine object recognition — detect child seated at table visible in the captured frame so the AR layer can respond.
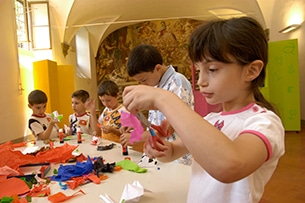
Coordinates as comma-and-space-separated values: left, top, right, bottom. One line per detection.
97, 80, 127, 143
28, 89, 59, 140
68, 89, 100, 136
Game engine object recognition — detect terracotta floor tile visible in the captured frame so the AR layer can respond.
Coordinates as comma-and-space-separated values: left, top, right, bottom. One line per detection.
260, 126, 305, 203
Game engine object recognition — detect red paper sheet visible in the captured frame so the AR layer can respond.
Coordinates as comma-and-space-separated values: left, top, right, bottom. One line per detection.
0, 177, 30, 198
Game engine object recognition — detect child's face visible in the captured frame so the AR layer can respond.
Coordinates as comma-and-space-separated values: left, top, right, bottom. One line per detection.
72, 97, 86, 115
132, 68, 161, 86
99, 94, 119, 110
195, 58, 248, 106
29, 103, 47, 116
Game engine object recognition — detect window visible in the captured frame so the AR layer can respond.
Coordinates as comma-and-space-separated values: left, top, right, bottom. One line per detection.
29, 2, 51, 49
15, 0, 51, 50
15, 0, 30, 49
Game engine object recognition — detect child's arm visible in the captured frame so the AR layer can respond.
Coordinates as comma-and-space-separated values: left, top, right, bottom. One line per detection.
120, 131, 150, 148
37, 118, 58, 140
123, 85, 270, 183
101, 125, 121, 135
86, 99, 101, 137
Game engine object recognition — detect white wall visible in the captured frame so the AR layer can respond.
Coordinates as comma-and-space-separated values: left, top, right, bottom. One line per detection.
48, 1, 98, 103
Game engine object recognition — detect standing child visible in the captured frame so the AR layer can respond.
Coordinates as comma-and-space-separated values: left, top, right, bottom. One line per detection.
28, 89, 59, 140
122, 17, 285, 202
69, 90, 100, 136
120, 44, 194, 165
98, 80, 126, 143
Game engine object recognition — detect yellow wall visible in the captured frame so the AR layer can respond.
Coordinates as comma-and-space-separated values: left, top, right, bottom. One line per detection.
0, 1, 27, 143
33, 60, 75, 128
57, 64, 75, 128
33, 60, 59, 113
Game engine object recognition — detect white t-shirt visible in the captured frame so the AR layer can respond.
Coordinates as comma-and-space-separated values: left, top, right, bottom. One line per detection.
28, 113, 58, 139
69, 113, 91, 135
187, 103, 285, 203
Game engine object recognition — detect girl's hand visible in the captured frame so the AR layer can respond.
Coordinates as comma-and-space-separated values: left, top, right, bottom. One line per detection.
123, 85, 162, 114
144, 135, 168, 159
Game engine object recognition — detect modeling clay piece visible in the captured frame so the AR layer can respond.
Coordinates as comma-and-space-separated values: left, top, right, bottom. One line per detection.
93, 156, 116, 176
97, 143, 115, 151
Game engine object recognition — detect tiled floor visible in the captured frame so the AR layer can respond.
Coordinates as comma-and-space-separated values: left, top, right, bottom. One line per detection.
260, 126, 305, 203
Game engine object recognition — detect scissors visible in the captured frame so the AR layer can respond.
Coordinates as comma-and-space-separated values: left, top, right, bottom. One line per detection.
136, 112, 165, 151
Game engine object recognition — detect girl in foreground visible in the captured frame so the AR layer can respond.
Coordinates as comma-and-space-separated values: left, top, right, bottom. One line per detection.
123, 17, 285, 203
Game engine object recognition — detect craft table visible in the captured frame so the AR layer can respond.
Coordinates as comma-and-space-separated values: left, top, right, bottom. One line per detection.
17, 135, 191, 203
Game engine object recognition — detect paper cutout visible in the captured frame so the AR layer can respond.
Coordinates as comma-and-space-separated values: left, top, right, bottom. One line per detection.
120, 112, 144, 144
116, 159, 147, 173
51, 157, 93, 181
0, 166, 20, 176
48, 189, 85, 203
119, 181, 146, 203
22, 146, 39, 154
0, 141, 80, 179
66, 176, 86, 190
0, 177, 30, 198
99, 193, 115, 203
26, 184, 50, 197
51, 110, 63, 122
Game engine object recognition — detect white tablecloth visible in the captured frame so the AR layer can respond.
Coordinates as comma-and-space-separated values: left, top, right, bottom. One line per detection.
17, 135, 191, 203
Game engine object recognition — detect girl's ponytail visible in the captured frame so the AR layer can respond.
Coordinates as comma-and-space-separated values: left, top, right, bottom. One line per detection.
254, 88, 279, 115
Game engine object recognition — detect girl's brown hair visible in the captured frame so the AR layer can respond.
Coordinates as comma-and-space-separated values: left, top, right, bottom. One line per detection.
188, 17, 277, 113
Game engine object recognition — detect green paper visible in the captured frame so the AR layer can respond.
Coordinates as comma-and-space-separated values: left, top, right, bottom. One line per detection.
0, 197, 13, 203
116, 159, 147, 173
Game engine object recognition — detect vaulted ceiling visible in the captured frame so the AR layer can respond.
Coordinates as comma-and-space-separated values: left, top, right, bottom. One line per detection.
50, 0, 269, 54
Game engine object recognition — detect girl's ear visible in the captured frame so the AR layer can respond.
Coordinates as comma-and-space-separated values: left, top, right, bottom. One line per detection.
244, 60, 264, 81
28, 104, 32, 109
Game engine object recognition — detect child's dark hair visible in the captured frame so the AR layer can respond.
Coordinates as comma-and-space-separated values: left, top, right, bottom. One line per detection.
28, 90, 48, 105
188, 17, 277, 113
98, 80, 119, 97
72, 90, 90, 103
127, 44, 163, 77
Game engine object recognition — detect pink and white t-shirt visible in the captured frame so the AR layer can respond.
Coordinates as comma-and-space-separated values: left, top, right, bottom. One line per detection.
187, 103, 285, 203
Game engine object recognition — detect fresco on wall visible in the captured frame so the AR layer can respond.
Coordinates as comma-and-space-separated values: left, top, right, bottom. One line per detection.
96, 18, 203, 86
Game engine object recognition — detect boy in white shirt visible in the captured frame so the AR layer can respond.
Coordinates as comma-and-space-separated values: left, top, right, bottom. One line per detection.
68, 89, 100, 136
28, 90, 59, 140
